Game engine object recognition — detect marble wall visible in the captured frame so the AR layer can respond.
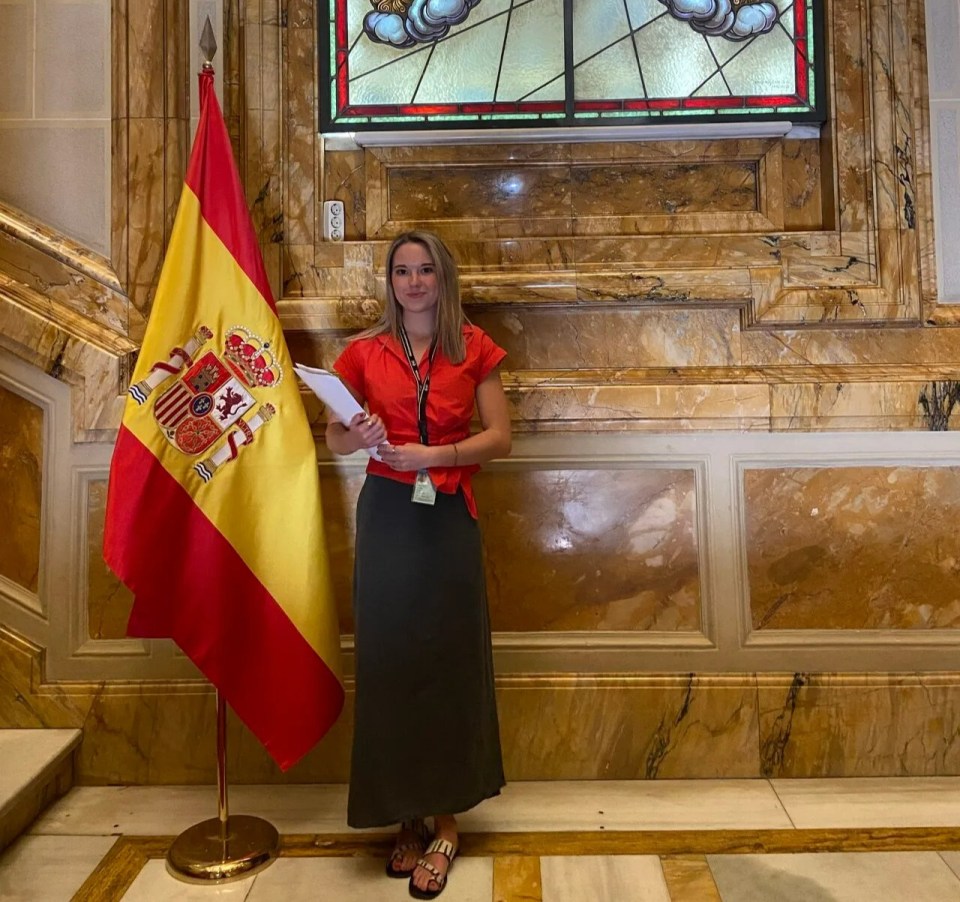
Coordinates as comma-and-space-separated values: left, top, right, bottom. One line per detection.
3, 0, 960, 783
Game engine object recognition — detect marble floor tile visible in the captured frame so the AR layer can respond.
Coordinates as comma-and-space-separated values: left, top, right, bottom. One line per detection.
707, 851, 960, 902
540, 855, 671, 902
0, 729, 79, 808
122, 860, 256, 900
32, 784, 352, 836
770, 777, 960, 828
34, 780, 794, 837
245, 855, 492, 902
0, 834, 116, 902
460, 780, 793, 832
941, 851, 960, 881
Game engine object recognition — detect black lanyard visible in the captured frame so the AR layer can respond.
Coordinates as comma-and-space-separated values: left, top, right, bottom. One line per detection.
397, 323, 438, 446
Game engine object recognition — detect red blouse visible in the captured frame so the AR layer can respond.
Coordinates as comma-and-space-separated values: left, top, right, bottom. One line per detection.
333, 324, 506, 519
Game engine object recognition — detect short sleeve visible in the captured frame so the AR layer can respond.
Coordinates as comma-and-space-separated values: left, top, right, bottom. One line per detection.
470, 328, 506, 382
333, 339, 366, 400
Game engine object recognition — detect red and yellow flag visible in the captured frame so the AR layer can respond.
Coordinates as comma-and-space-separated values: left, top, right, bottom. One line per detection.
104, 68, 343, 770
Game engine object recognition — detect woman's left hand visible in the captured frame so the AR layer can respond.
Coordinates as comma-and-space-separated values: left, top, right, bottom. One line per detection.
377, 442, 434, 471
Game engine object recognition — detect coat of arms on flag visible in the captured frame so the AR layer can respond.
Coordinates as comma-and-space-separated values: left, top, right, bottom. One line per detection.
129, 325, 281, 481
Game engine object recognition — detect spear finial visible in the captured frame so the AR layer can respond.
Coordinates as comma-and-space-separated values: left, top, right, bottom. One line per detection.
200, 16, 217, 69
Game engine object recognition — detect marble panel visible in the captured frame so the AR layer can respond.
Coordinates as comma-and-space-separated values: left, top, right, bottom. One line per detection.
499, 679, 761, 780
86, 480, 134, 640
781, 139, 825, 230
757, 675, 960, 778
384, 163, 573, 230
507, 382, 769, 432
469, 308, 741, 370
540, 855, 670, 902
741, 326, 960, 367
571, 161, 759, 218
832, 0, 871, 236
476, 468, 700, 633
323, 149, 366, 242
110, 117, 129, 286
318, 468, 366, 633
0, 834, 117, 902
125, 0, 166, 119
744, 467, 960, 630
769, 382, 933, 431
125, 117, 167, 323
707, 852, 960, 902
0, 384, 42, 594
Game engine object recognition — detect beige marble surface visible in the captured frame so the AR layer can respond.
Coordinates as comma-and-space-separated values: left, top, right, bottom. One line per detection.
540, 855, 670, 902
85, 480, 134, 640
0, 834, 116, 902
478, 468, 700, 633
745, 466, 960, 630
769, 778, 960, 828
0, 384, 42, 593
708, 852, 960, 902
123, 859, 254, 900
757, 675, 960, 778
0, 730, 79, 816
34, 779, 796, 837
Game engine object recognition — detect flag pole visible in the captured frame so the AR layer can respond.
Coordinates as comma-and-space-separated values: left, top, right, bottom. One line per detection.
166, 691, 280, 883
164, 19, 281, 883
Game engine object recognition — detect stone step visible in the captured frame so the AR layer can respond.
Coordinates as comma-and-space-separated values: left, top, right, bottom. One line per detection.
0, 729, 81, 853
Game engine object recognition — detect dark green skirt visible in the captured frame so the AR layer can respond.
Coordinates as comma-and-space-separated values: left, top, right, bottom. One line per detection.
347, 475, 505, 828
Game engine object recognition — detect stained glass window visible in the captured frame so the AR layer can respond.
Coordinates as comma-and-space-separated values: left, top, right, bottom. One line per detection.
320, 1, 824, 132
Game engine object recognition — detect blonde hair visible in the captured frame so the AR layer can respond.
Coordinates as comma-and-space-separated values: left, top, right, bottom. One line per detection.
356, 230, 467, 364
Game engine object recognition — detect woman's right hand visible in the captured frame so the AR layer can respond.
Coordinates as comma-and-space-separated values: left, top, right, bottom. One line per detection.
346, 411, 387, 451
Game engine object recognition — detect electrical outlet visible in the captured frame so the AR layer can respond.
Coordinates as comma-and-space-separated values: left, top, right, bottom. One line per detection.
322, 200, 345, 242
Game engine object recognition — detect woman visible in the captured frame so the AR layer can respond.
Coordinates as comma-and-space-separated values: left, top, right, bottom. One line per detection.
326, 230, 511, 899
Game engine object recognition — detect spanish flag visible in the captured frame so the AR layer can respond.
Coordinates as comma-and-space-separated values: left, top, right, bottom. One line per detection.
103, 67, 344, 770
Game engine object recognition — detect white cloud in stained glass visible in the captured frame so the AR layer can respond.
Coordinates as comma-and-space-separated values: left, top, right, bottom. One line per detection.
415, 15, 509, 102
496, 0, 566, 102
632, 14, 721, 98
722, 28, 796, 96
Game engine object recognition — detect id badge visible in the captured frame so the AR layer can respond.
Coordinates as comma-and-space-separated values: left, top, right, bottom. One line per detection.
411, 469, 437, 505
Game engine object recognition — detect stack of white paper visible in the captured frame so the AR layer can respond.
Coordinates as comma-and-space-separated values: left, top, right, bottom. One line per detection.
294, 363, 381, 459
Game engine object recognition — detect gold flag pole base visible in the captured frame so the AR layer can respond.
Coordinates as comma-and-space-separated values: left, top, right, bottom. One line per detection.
166, 814, 279, 883
167, 682, 280, 884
